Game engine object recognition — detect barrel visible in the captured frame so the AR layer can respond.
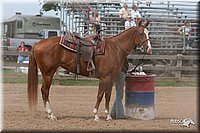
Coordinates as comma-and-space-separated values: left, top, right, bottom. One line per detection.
125, 74, 156, 120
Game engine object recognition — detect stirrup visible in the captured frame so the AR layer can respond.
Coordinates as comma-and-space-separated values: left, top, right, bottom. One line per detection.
87, 61, 95, 71
89, 71, 96, 77
91, 40, 96, 45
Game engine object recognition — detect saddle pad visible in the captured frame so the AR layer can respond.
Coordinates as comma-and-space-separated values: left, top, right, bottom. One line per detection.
60, 36, 105, 55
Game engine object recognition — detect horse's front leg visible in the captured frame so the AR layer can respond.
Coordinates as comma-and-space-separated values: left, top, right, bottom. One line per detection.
93, 77, 113, 121
93, 78, 109, 121
41, 74, 57, 120
44, 101, 57, 120
104, 81, 113, 121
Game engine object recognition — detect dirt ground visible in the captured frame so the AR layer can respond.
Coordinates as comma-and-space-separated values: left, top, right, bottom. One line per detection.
2, 83, 198, 132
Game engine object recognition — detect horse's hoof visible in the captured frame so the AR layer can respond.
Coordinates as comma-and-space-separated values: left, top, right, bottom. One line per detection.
106, 118, 112, 121
106, 116, 112, 121
94, 114, 100, 121
94, 118, 99, 121
51, 117, 57, 121
48, 114, 57, 121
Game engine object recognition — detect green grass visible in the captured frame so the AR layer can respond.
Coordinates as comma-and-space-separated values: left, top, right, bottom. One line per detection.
57, 79, 197, 87
155, 80, 197, 87
2, 68, 197, 87
59, 79, 99, 86
2, 68, 16, 74
3, 77, 28, 83
3, 77, 197, 87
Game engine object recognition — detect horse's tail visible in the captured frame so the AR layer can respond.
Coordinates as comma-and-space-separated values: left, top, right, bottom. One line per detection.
27, 45, 38, 112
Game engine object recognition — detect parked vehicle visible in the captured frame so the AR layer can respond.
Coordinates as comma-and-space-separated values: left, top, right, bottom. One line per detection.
3, 13, 60, 51
2, 13, 61, 60
4, 29, 60, 51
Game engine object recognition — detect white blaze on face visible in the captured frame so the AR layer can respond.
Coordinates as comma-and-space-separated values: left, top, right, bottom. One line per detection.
144, 28, 151, 48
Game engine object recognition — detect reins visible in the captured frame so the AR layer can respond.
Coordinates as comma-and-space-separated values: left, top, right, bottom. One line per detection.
130, 53, 146, 73
115, 26, 150, 73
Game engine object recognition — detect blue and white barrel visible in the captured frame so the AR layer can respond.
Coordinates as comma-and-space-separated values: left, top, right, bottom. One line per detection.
125, 74, 156, 120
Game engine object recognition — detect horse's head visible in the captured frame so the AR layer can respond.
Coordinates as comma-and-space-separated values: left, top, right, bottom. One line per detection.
133, 20, 151, 54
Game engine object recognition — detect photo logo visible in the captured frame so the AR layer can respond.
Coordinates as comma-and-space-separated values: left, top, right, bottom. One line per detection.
170, 118, 195, 128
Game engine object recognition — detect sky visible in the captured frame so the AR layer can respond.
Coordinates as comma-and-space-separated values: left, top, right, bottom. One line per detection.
1, 0, 59, 21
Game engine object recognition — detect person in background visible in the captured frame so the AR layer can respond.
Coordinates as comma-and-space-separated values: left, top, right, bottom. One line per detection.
125, 16, 136, 29
16, 41, 29, 73
111, 59, 129, 119
131, 4, 141, 26
91, 11, 101, 35
178, 20, 194, 49
17, 41, 29, 63
119, 3, 129, 30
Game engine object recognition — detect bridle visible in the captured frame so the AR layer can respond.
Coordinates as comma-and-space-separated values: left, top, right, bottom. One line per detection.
116, 27, 149, 54
116, 26, 151, 73
131, 30, 150, 72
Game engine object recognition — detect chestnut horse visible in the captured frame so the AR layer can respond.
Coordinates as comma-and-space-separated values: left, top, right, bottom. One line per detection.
28, 21, 150, 121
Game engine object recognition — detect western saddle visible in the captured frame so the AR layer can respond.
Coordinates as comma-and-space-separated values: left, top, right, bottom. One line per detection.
60, 32, 103, 74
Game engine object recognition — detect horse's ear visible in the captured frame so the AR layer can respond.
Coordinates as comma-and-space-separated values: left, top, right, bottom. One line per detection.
138, 19, 142, 27
142, 21, 150, 28
139, 19, 150, 27
145, 21, 150, 27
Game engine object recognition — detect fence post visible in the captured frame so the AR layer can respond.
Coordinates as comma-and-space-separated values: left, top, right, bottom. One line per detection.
183, 26, 186, 52
175, 54, 183, 80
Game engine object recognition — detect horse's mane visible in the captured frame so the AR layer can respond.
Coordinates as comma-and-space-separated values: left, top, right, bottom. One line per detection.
105, 26, 137, 39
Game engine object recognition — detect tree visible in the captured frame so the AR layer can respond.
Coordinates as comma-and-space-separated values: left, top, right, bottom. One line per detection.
39, 1, 61, 15
42, 3, 60, 12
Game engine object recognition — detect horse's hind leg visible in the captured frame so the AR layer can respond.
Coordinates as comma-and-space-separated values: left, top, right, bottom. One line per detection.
41, 74, 57, 120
